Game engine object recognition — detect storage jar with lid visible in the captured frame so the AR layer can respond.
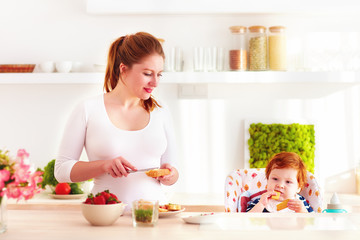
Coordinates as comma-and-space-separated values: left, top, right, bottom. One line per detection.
356, 160, 360, 195
268, 26, 287, 71
157, 38, 165, 45
229, 26, 247, 71
248, 26, 267, 71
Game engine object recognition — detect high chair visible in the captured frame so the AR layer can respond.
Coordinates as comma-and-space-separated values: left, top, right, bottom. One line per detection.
224, 168, 322, 213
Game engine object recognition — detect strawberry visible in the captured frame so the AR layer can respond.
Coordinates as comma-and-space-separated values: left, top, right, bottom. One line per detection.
83, 191, 121, 205
93, 194, 106, 205
108, 196, 120, 203
109, 193, 119, 201
100, 190, 111, 202
84, 193, 94, 204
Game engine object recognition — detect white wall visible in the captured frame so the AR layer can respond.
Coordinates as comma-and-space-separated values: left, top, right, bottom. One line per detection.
1, 0, 360, 195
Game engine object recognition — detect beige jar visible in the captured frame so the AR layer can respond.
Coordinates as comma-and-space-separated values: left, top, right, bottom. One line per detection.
229, 26, 247, 71
356, 167, 360, 194
268, 26, 287, 71
248, 26, 267, 71
157, 38, 165, 45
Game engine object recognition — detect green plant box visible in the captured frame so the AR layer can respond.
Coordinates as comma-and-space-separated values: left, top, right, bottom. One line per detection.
248, 123, 315, 173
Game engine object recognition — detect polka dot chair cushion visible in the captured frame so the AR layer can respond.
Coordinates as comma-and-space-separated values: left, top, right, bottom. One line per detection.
224, 168, 323, 213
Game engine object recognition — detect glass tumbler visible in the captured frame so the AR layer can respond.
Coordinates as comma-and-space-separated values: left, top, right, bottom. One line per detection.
132, 199, 159, 227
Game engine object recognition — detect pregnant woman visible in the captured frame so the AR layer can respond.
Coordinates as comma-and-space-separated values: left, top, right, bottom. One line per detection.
55, 32, 179, 209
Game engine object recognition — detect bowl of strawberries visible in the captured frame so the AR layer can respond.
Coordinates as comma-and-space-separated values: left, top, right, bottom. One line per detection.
81, 190, 126, 226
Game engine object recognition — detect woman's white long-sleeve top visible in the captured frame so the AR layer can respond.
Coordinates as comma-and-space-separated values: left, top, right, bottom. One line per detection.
55, 94, 177, 206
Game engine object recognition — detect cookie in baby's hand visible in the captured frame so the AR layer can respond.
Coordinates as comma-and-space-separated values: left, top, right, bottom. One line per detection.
276, 199, 289, 211
271, 191, 280, 200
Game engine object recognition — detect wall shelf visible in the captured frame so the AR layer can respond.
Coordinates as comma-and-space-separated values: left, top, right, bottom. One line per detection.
0, 71, 359, 85
0, 73, 104, 84
86, 0, 360, 15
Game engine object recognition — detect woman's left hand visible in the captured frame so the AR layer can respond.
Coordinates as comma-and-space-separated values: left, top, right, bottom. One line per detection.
157, 163, 179, 186
287, 199, 308, 213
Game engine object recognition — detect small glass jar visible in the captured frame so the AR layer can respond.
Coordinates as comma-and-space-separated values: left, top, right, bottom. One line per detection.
268, 26, 287, 71
248, 26, 267, 71
132, 199, 159, 227
229, 26, 247, 71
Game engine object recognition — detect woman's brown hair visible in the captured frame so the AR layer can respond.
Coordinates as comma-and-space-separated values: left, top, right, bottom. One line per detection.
103, 32, 165, 112
265, 152, 308, 190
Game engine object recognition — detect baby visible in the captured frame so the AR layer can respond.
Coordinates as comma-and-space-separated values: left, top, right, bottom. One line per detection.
247, 152, 314, 213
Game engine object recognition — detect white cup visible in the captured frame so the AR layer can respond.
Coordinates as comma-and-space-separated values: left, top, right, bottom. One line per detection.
71, 61, 84, 72
56, 61, 72, 73
39, 61, 55, 73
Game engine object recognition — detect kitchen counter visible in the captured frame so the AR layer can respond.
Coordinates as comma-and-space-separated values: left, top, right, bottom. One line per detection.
2, 207, 360, 240
4, 192, 360, 239
7, 191, 225, 212
8, 191, 360, 212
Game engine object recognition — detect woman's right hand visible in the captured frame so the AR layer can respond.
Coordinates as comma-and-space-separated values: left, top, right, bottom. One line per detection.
103, 156, 137, 178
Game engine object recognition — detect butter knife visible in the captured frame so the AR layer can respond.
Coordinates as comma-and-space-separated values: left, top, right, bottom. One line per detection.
127, 167, 158, 173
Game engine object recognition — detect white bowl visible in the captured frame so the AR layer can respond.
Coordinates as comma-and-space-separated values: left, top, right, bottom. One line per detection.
56, 61, 72, 73
39, 61, 55, 73
81, 203, 126, 226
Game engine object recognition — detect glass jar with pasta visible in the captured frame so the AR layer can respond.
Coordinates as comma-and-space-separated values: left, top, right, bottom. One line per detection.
248, 26, 267, 71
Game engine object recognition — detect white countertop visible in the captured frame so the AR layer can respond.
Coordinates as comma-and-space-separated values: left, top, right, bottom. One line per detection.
3, 209, 360, 240
8, 191, 360, 212
4, 191, 360, 239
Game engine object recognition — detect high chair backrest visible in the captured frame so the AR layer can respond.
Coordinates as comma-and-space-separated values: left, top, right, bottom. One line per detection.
224, 168, 322, 213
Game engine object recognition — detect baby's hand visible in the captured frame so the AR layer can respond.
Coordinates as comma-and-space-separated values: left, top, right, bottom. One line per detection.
259, 190, 277, 206
287, 199, 307, 213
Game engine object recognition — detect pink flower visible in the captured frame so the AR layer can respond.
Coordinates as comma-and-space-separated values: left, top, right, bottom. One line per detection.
0, 149, 43, 201
5, 182, 22, 199
29, 171, 43, 187
20, 186, 40, 200
13, 161, 31, 184
16, 149, 29, 161
0, 169, 10, 189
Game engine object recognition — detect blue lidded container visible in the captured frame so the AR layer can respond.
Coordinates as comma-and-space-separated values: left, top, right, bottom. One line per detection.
322, 192, 347, 213
322, 208, 347, 213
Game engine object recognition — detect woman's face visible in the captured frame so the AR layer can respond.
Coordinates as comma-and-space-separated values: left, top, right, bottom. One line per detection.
267, 168, 299, 201
121, 53, 164, 100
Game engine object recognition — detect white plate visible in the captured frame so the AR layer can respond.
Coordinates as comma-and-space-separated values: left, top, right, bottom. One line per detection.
159, 208, 185, 218
182, 213, 223, 224
49, 193, 87, 199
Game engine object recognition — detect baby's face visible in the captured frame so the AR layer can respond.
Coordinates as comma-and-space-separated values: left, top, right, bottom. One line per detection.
267, 168, 299, 201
